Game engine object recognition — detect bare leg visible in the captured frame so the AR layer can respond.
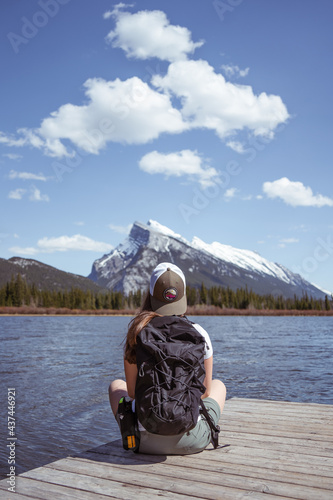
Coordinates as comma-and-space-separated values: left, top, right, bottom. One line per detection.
108, 379, 128, 416
205, 379, 226, 413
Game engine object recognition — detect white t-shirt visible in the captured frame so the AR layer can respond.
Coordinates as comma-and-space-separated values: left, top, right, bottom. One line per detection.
192, 323, 213, 360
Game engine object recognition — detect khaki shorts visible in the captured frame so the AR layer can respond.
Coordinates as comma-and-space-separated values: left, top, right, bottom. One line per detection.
116, 397, 221, 455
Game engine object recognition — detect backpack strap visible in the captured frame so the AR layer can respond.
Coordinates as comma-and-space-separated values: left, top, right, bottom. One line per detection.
200, 400, 220, 449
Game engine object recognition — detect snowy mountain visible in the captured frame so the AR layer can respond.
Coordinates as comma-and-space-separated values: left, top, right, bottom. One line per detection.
88, 220, 327, 299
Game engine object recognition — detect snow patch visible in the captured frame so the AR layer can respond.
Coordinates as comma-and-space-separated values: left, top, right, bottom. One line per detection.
12, 258, 42, 268
191, 237, 291, 283
311, 283, 332, 296
147, 220, 189, 244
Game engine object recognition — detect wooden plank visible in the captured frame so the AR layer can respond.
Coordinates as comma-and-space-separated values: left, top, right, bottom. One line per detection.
221, 419, 333, 435
19, 464, 269, 500
222, 406, 333, 421
222, 409, 333, 433
220, 422, 333, 441
0, 486, 35, 500
85, 442, 333, 477
80, 448, 333, 490
21, 466, 200, 500
222, 417, 333, 431
223, 408, 333, 424
223, 400, 333, 415
224, 399, 333, 411
0, 476, 118, 500
193, 444, 333, 473
221, 405, 333, 425
229, 398, 333, 411
225, 399, 333, 416
43, 455, 333, 500
88, 438, 333, 472
216, 436, 333, 459
219, 430, 333, 453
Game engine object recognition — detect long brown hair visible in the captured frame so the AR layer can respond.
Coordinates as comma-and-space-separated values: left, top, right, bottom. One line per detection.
124, 290, 162, 364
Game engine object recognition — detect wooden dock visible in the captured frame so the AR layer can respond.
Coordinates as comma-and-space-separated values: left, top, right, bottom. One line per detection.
1, 398, 332, 499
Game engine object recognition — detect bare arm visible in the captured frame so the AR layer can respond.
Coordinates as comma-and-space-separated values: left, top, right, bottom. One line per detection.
124, 359, 138, 399
201, 355, 213, 399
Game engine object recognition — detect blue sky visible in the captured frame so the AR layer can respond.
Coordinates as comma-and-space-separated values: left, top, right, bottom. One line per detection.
1, 0, 332, 294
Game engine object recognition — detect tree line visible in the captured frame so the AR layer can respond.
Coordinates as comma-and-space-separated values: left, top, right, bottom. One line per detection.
0, 274, 141, 310
0, 274, 331, 311
187, 283, 332, 311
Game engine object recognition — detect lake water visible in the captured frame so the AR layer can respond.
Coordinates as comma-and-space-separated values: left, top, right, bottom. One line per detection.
0, 315, 332, 478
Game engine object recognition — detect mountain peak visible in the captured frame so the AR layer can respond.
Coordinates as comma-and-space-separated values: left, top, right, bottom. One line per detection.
88, 220, 327, 299
147, 220, 183, 240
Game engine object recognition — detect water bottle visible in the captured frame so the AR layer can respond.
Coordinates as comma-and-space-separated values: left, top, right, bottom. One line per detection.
117, 396, 140, 453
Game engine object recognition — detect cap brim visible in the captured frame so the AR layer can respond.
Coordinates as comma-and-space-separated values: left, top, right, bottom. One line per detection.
150, 294, 187, 316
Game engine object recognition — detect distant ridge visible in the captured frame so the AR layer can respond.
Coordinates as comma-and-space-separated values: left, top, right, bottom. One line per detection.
0, 257, 105, 293
88, 220, 327, 299
2, 222, 327, 300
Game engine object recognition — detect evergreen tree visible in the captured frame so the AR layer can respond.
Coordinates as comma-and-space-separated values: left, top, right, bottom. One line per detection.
325, 295, 331, 311
200, 283, 208, 304
186, 286, 197, 306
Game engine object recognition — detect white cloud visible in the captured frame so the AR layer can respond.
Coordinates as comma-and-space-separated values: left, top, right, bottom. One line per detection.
10, 234, 113, 255
103, 10, 113, 20
9, 170, 47, 181
9, 246, 37, 256
226, 141, 247, 154
104, 3, 131, 19
139, 150, 219, 187
37, 235, 113, 252
0, 13, 288, 161
106, 8, 204, 62
108, 223, 132, 234
37, 77, 187, 156
263, 177, 333, 207
7, 186, 49, 201
8, 188, 26, 200
279, 238, 299, 247
3, 153, 23, 160
29, 186, 50, 202
152, 59, 289, 140
221, 64, 250, 78
0, 131, 27, 148
280, 238, 299, 243
224, 187, 238, 200
291, 224, 309, 232
0, 129, 44, 149
0, 77, 187, 158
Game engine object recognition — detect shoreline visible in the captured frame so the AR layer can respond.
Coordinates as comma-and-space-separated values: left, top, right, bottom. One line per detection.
0, 306, 332, 317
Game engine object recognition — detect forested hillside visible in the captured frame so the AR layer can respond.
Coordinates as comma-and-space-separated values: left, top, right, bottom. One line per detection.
1, 274, 331, 312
